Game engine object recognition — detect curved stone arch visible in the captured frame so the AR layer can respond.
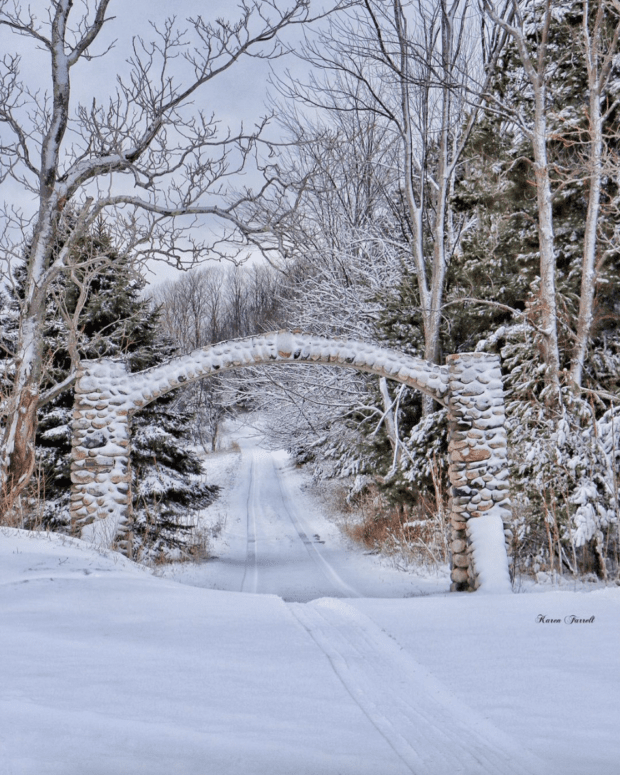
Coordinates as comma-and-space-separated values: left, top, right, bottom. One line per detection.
124, 331, 450, 412
70, 331, 513, 593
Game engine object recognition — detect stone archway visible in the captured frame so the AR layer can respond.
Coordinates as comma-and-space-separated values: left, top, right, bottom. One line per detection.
70, 331, 512, 593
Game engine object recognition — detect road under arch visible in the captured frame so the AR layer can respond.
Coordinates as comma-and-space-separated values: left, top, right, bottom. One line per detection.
69, 331, 512, 593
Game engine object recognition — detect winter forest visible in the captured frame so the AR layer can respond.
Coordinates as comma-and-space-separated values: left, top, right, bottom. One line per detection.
1, 0, 620, 584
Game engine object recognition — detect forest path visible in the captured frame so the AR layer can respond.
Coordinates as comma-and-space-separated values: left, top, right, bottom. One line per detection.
239, 443, 362, 600
165, 421, 449, 600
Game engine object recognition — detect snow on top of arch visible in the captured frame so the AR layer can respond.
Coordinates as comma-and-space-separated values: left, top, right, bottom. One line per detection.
111, 331, 452, 408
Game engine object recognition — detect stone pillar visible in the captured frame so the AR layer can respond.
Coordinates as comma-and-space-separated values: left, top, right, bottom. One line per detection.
446, 353, 512, 593
70, 359, 133, 553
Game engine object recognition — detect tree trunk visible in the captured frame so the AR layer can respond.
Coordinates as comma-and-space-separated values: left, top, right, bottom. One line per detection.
379, 377, 401, 469
483, 0, 562, 404
569, 101, 601, 389
1, 180, 62, 509
531, 99, 562, 404
1, 1, 72, 510
1, 314, 46, 512
523, 4, 562, 405
569, 5, 606, 389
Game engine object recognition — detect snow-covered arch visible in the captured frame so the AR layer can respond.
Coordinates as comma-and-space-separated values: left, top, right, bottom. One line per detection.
70, 331, 512, 593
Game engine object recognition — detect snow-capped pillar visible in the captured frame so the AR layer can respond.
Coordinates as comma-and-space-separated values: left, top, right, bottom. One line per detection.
70, 359, 133, 553
446, 353, 512, 593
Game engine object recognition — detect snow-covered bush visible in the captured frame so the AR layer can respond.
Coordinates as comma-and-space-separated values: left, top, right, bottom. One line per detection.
482, 324, 620, 579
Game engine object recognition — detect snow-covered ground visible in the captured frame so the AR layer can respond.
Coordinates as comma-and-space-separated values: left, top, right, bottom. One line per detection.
1, 422, 618, 774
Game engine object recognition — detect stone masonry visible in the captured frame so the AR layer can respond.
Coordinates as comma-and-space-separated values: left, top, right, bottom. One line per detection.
446, 353, 512, 592
70, 331, 512, 592
70, 359, 135, 554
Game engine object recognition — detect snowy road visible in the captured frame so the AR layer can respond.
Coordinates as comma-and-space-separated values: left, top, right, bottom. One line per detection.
1, 430, 617, 774
239, 446, 361, 600
167, 427, 448, 601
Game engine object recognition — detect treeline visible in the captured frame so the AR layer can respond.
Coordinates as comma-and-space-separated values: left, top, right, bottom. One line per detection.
152, 265, 289, 350
150, 265, 292, 452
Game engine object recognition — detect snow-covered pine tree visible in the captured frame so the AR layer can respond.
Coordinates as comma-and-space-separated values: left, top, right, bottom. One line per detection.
3, 220, 218, 559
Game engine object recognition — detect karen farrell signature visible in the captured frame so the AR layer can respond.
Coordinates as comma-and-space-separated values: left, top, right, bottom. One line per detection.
536, 614, 595, 624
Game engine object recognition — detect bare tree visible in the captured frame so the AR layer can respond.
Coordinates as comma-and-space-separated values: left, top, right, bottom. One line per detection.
153, 268, 226, 352
151, 262, 290, 449
480, 0, 562, 404
221, 105, 407, 461
274, 0, 501, 413
0, 0, 328, 508
568, 0, 620, 388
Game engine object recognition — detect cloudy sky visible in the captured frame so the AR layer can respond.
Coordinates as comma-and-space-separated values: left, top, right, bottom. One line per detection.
0, 0, 335, 286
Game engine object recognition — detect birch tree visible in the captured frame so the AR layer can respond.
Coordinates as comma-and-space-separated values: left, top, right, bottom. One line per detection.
568, 0, 620, 388
0, 0, 319, 510
481, 0, 620, 398
481, 0, 562, 403
277, 0, 497, 385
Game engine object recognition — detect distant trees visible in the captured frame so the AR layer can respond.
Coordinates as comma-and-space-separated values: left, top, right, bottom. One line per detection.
154, 264, 287, 349
151, 263, 291, 450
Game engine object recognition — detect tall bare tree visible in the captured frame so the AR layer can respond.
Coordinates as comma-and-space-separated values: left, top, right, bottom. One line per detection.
482, 0, 563, 406
0, 0, 326, 508
276, 0, 501, 411
568, 0, 620, 388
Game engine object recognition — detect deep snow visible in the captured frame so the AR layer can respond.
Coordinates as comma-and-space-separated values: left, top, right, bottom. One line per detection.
1, 425, 618, 774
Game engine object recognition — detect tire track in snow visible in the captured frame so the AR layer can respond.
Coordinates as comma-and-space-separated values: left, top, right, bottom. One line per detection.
289, 599, 556, 775
239, 444, 361, 599
240, 452, 259, 594
272, 457, 361, 599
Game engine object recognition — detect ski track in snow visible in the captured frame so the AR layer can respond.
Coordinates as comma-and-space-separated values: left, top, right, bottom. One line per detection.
240, 452, 259, 594
269, 452, 362, 599
235, 444, 362, 601
288, 599, 554, 775
2, 423, 613, 773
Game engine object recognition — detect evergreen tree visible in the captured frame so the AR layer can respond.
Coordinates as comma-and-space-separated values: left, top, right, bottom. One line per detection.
452, 0, 620, 381
444, 0, 620, 577
3, 221, 218, 560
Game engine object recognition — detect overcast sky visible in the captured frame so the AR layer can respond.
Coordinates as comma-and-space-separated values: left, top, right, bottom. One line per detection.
0, 0, 335, 287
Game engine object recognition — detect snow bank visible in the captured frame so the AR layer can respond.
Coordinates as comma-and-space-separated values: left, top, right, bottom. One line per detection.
2, 529, 617, 774
466, 515, 513, 593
